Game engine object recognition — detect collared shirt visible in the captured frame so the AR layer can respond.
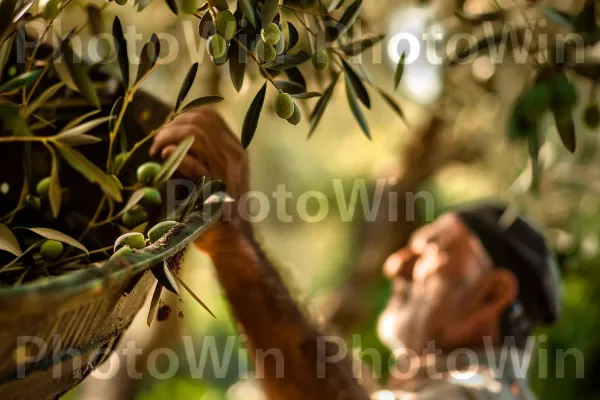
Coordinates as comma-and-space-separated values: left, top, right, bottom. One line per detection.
370, 347, 536, 400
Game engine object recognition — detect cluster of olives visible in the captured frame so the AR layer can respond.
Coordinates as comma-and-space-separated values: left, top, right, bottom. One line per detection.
21, 176, 52, 211
120, 161, 164, 229
206, 10, 237, 60
110, 220, 179, 260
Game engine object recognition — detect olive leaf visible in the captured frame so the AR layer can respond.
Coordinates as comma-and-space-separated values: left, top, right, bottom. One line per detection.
112, 17, 130, 89
241, 82, 267, 148
181, 96, 224, 112
120, 189, 147, 216
60, 38, 101, 108
291, 92, 322, 99
261, 0, 280, 30
131, 222, 149, 234
454, 10, 506, 24
285, 21, 299, 51
308, 73, 339, 138
54, 142, 123, 202
151, 261, 179, 295
0, 223, 22, 257
175, 62, 198, 112
135, 33, 160, 85
341, 58, 370, 108
339, 34, 385, 56
0, 0, 18, 41
62, 109, 101, 131
213, 0, 229, 10
153, 135, 195, 185
448, 29, 525, 65
147, 283, 163, 327
13, 0, 36, 22
240, 0, 257, 29
138, 0, 151, 12
394, 52, 406, 90
328, 0, 345, 12
377, 88, 406, 122
527, 129, 542, 193
86, 4, 102, 36
49, 151, 61, 218
25, 228, 88, 254
330, 0, 362, 41
542, 6, 575, 27
286, 66, 306, 89
0, 104, 31, 136
165, 0, 179, 15
109, 96, 123, 135
345, 74, 370, 139
275, 80, 306, 94
263, 50, 310, 70
54, 116, 112, 145
199, 11, 215, 39
229, 38, 246, 92
0, 69, 41, 93
22, 81, 64, 118
575, 0, 596, 33
553, 109, 576, 153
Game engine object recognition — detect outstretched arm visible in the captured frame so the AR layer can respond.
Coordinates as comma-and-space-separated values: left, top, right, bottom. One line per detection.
150, 109, 369, 400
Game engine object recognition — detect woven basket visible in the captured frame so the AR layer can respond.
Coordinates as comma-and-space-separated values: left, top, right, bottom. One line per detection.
0, 203, 223, 400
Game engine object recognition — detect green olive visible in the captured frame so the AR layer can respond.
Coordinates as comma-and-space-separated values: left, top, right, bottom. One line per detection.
274, 92, 295, 119
274, 35, 285, 56
141, 187, 162, 206
215, 10, 237, 40
261, 23, 281, 46
110, 246, 133, 261
114, 232, 146, 250
256, 40, 276, 62
43, 0, 60, 19
36, 177, 51, 197
148, 221, 179, 243
24, 194, 41, 210
122, 205, 149, 229
311, 50, 329, 71
113, 152, 127, 173
287, 103, 302, 126
136, 162, 162, 185
40, 240, 63, 261
207, 34, 228, 59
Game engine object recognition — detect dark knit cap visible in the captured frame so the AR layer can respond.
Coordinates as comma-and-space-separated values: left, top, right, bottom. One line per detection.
456, 201, 560, 325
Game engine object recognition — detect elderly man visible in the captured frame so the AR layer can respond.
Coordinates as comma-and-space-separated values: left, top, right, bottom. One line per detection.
145, 108, 560, 400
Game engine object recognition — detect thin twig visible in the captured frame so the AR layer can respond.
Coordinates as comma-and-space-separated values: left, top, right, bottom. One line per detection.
231, 37, 281, 91
47, 245, 113, 268
172, 272, 217, 319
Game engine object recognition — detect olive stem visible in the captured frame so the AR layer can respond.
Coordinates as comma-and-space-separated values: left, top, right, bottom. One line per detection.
293, 10, 318, 38
281, 5, 335, 19
77, 196, 106, 242
231, 37, 281, 91
47, 245, 113, 268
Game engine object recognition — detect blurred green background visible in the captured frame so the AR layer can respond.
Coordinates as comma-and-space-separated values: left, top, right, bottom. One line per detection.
48, 0, 600, 398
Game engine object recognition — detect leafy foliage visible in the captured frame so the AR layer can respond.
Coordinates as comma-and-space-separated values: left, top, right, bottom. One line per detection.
0, 0, 404, 290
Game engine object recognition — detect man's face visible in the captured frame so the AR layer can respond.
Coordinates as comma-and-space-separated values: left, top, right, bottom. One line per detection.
378, 213, 493, 352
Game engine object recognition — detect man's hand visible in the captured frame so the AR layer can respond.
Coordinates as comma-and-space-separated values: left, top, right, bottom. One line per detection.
150, 108, 250, 249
